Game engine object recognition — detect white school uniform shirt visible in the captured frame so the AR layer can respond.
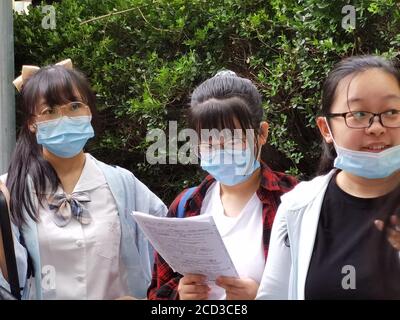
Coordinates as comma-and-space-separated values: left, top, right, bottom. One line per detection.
35, 154, 130, 300
200, 181, 265, 300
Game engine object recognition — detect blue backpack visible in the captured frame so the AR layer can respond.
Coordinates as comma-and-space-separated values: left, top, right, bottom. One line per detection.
176, 187, 197, 218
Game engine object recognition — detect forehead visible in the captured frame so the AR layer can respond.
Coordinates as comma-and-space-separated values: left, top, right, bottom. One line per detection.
333, 69, 400, 111
35, 89, 83, 107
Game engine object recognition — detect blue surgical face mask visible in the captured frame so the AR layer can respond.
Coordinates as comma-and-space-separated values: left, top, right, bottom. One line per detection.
333, 143, 400, 179
36, 116, 94, 158
325, 118, 400, 179
200, 146, 260, 186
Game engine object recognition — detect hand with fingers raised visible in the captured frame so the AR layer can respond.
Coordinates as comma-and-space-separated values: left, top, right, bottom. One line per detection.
375, 215, 400, 251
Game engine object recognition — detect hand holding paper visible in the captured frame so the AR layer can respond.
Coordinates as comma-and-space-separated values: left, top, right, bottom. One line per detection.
131, 211, 239, 281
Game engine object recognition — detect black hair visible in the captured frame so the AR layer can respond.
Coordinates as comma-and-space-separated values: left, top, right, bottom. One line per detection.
6, 65, 96, 226
317, 55, 400, 175
189, 72, 263, 156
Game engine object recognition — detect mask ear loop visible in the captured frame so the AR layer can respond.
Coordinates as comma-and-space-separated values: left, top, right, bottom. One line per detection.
236, 127, 260, 176
324, 117, 352, 157
256, 128, 263, 160
257, 121, 267, 158
251, 126, 263, 171
324, 117, 336, 146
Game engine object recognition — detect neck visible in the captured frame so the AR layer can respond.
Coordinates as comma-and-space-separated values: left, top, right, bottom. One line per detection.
336, 170, 400, 198
43, 149, 86, 178
220, 166, 262, 196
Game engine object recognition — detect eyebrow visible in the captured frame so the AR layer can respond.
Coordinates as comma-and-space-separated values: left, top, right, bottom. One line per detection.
348, 94, 400, 103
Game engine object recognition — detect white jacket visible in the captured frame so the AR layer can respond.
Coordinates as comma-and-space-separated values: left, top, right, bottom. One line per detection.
256, 169, 400, 300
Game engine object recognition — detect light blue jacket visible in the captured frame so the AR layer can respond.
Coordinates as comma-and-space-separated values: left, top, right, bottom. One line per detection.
0, 155, 167, 299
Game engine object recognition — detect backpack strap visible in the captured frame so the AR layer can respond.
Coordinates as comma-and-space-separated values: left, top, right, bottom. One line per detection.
176, 187, 197, 218
0, 191, 21, 299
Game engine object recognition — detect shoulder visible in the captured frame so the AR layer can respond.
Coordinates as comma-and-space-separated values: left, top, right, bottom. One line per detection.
279, 170, 337, 211
168, 176, 215, 218
168, 189, 190, 217
260, 163, 298, 193
169, 187, 199, 218
90, 155, 162, 202
270, 170, 298, 191
89, 154, 135, 180
0, 173, 7, 184
0, 179, 10, 204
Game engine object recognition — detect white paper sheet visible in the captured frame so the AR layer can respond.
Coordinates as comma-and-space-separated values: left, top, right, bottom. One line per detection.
132, 211, 239, 280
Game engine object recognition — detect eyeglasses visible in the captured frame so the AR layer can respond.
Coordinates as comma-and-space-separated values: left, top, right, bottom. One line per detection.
326, 110, 400, 129
195, 138, 248, 160
35, 102, 90, 122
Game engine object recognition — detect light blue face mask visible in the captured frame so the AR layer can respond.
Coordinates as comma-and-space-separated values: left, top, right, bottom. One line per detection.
333, 143, 400, 179
200, 147, 260, 186
36, 116, 94, 158
325, 118, 400, 179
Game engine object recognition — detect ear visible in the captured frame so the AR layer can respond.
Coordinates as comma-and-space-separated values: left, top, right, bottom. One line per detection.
28, 121, 37, 134
258, 121, 269, 146
316, 116, 333, 143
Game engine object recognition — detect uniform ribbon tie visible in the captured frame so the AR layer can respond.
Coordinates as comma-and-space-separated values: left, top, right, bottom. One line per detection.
48, 191, 91, 227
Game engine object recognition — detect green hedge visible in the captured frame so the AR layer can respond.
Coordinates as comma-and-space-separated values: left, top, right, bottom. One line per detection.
14, 0, 400, 204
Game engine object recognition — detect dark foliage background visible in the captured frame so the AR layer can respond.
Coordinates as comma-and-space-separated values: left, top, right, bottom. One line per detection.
14, 0, 400, 204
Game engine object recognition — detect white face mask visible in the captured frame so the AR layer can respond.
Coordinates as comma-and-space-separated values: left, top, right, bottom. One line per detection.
324, 118, 400, 179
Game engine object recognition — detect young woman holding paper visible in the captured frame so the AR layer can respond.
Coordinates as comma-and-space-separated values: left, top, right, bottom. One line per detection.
148, 71, 297, 300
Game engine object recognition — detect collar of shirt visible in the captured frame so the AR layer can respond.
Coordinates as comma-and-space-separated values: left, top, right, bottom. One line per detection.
42, 153, 107, 196
175, 161, 298, 218
72, 153, 107, 193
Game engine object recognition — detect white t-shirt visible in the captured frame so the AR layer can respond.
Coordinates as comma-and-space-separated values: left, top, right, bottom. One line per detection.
200, 181, 265, 300
36, 154, 130, 299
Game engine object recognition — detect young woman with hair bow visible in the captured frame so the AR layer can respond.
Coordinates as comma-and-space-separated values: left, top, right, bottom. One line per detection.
0, 59, 167, 299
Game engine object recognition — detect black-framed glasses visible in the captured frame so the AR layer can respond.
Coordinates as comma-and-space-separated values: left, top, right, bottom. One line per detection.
326, 110, 400, 129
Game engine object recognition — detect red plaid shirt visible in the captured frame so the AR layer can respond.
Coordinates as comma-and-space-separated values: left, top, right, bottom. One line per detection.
147, 162, 297, 300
